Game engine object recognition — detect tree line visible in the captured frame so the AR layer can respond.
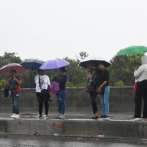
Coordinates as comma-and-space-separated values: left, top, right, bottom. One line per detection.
0, 52, 144, 89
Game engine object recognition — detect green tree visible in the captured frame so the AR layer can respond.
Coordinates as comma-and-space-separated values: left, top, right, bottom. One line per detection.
109, 54, 144, 86
0, 79, 6, 89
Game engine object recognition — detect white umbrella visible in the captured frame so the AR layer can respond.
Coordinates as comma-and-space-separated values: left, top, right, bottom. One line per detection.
79, 56, 111, 68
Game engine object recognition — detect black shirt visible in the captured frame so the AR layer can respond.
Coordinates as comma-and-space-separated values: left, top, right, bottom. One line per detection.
53, 75, 67, 90
97, 69, 109, 87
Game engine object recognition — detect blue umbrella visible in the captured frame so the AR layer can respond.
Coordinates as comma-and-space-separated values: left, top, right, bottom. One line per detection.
20, 59, 44, 70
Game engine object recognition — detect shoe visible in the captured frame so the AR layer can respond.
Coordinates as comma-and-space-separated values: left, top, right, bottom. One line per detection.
13, 114, 20, 119
132, 118, 141, 121
58, 115, 65, 119
99, 115, 109, 120
92, 116, 99, 119
54, 114, 60, 119
10, 113, 16, 118
43, 114, 47, 118
36, 115, 42, 118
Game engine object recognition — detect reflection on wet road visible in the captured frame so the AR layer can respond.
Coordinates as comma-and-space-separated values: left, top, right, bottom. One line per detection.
0, 135, 146, 147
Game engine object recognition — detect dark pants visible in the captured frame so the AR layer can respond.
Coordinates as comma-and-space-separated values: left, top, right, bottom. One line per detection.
37, 93, 49, 116
134, 80, 147, 118
90, 92, 98, 114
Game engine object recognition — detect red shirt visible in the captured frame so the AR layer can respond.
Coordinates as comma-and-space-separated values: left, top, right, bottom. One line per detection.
6, 76, 22, 93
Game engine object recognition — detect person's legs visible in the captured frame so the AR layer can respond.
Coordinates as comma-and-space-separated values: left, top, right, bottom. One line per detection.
14, 92, 21, 114
43, 96, 49, 116
103, 86, 110, 116
59, 90, 66, 115
134, 82, 143, 118
37, 93, 43, 116
142, 80, 147, 118
9, 92, 15, 114
100, 94, 105, 115
56, 93, 61, 114
90, 92, 98, 116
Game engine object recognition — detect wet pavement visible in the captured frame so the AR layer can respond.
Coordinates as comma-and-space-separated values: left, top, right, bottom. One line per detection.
0, 112, 147, 121
0, 135, 146, 147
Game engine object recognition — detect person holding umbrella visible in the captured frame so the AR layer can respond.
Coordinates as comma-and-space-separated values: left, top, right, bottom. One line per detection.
53, 67, 68, 119
86, 63, 99, 119
39, 59, 70, 119
133, 56, 147, 120
0, 63, 26, 119
5, 69, 22, 119
33, 69, 51, 118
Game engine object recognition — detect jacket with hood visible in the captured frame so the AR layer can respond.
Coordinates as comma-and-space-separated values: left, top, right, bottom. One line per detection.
134, 56, 147, 83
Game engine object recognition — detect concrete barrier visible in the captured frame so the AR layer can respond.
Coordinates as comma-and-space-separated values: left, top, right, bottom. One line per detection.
0, 87, 136, 113
0, 119, 147, 139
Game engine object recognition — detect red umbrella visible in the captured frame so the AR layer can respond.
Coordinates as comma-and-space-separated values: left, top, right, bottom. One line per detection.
0, 63, 27, 75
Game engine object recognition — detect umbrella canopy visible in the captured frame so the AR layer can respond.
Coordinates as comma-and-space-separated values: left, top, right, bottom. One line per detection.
79, 56, 111, 68
20, 59, 44, 70
0, 63, 27, 75
117, 46, 147, 56
39, 59, 69, 70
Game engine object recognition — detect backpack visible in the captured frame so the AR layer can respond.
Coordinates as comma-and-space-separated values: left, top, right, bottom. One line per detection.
8, 79, 18, 90
4, 86, 9, 97
50, 76, 65, 93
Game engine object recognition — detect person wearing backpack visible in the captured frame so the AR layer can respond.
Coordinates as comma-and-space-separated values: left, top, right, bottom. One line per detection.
33, 69, 51, 118
53, 67, 67, 119
86, 63, 99, 119
5, 70, 22, 119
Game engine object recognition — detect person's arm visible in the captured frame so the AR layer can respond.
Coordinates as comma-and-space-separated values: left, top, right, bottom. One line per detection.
90, 70, 96, 79
134, 66, 144, 78
13, 76, 22, 85
86, 72, 90, 82
4, 77, 12, 86
32, 75, 36, 85
47, 76, 51, 96
97, 71, 109, 92
48, 85, 51, 96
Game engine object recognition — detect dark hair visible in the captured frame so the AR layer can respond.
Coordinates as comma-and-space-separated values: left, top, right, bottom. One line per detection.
11, 69, 16, 73
38, 69, 40, 73
98, 63, 105, 67
60, 67, 67, 73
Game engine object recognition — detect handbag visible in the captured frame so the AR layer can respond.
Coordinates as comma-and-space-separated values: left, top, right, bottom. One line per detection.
96, 86, 105, 95
39, 76, 53, 102
4, 86, 9, 97
8, 79, 18, 90
86, 85, 95, 92
50, 75, 65, 93
133, 83, 137, 91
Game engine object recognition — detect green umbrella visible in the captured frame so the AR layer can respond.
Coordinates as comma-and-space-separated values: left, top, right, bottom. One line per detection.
116, 45, 147, 56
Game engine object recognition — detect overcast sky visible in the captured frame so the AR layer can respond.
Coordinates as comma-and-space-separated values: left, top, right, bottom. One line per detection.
0, 0, 147, 62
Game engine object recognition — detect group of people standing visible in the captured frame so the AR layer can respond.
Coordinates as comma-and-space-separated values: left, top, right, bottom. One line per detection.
86, 62, 110, 119
4, 56, 147, 120
5, 67, 68, 119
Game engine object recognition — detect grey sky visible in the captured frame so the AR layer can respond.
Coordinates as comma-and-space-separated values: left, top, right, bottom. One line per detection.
0, 0, 147, 62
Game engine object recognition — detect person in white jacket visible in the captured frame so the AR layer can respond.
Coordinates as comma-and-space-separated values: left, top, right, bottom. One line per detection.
134, 55, 147, 119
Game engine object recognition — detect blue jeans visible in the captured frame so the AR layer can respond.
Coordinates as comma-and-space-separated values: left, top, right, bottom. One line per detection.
56, 89, 66, 114
100, 86, 110, 115
9, 92, 21, 114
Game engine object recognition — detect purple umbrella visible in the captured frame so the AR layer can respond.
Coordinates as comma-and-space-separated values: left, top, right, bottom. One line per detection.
39, 59, 69, 70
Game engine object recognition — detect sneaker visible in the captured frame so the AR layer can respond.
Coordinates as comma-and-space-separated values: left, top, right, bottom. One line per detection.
13, 114, 20, 119
132, 118, 141, 121
36, 115, 42, 118
10, 113, 16, 118
54, 114, 61, 119
58, 115, 65, 119
43, 114, 47, 118
99, 116, 109, 120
